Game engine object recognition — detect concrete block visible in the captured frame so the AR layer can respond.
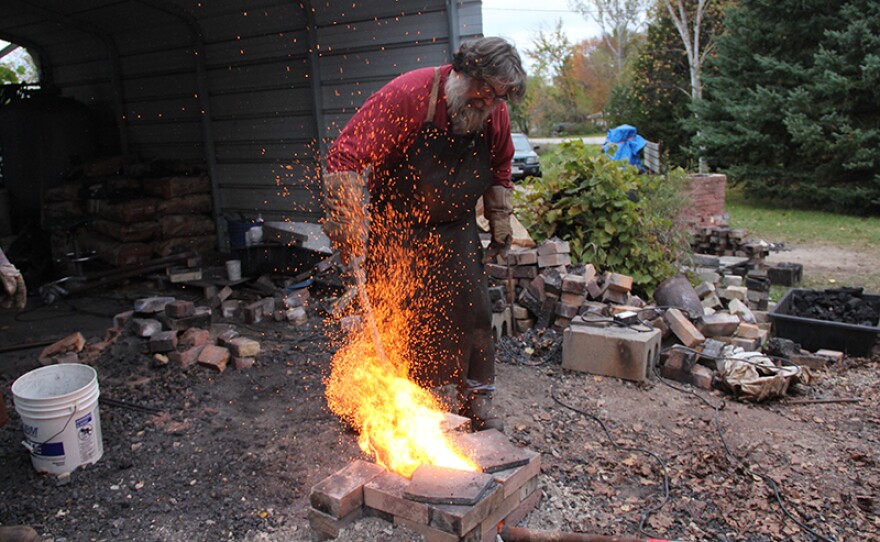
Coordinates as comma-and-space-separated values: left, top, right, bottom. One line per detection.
198, 344, 230, 372
562, 317, 661, 382
221, 300, 241, 319
663, 308, 706, 347
310, 459, 386, 518
166, 300, 195, 318
228, 337, 260, 357
491, 308, 511, 340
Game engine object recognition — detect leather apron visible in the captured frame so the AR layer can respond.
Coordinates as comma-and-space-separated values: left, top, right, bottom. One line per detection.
366, 67, 495, 390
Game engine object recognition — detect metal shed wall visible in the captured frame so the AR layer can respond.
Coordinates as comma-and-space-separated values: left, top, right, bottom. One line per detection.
0, 0, 484, 246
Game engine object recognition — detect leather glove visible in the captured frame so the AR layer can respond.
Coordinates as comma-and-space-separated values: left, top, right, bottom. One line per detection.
322, 170, 369, 265
482, 186, 513, 264
0, 263, 27, 311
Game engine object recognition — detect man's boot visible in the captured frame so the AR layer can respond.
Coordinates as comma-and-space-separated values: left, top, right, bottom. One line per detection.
0, 526, 38, 542
462, 390, 504, 432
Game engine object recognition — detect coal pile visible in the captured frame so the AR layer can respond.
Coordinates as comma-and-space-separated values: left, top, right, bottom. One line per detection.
789, 287, 880, 326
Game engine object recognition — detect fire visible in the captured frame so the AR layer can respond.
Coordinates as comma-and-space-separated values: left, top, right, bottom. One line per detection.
325, 206, 479, 478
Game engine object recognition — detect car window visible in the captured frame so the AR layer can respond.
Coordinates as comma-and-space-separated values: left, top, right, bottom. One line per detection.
511, 134, 532, 153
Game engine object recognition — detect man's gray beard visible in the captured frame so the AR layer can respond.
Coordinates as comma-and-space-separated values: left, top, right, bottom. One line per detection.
445, 74, 493, 135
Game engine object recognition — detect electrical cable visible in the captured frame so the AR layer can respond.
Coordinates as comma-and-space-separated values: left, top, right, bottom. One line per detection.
652, 365, 837, 542
549, 379, 672, 540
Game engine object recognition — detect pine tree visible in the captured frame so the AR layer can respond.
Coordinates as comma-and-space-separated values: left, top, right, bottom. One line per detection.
695, 0, 880, 213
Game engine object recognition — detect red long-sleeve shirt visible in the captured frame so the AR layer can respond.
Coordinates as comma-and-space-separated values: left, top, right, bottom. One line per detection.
325, 64, 514, 189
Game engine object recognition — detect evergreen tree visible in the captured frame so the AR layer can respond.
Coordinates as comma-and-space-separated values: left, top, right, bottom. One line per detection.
695, 0, 880, 213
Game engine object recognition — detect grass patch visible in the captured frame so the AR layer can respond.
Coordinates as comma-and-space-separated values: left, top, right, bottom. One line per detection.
726, 186, 880, 247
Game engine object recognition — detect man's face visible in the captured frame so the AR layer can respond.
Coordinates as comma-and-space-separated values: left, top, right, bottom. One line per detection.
445, 73, 508, 135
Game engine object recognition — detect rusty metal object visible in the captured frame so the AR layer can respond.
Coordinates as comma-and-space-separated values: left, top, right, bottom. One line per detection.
500, 526, 682, 542
653, 274, 703, 319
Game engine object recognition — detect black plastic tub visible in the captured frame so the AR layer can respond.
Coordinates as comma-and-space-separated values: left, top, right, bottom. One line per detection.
769, 288, 880, 357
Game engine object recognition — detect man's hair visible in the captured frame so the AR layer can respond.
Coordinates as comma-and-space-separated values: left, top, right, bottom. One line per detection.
451, 37, 527, 103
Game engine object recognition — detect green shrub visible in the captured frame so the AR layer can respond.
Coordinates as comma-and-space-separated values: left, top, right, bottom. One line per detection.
515, 140, 691, 296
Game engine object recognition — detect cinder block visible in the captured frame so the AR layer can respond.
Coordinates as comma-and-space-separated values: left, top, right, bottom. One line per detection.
166, 300, 195, 318
562, 317, 661, 381
491, 308, 510, 340
663, 308, 706, 347
198, 344, 230, 372
310, 459, 386, 518
228, 336, 260, 357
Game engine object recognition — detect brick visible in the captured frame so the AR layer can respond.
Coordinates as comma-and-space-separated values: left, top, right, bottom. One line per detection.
164, 307, 212, 331
233, 357, 255, 370
310, 459, 386, 518
690, 364, 714, 390
722, 275, 743, 287
132, 318, 163, 338
479, 476, 540, 542
537, 252, 571, 268
663, 308, 706, 347
513, 249, 538, 266
243, 298, 275, 324
511, 305, 529, 320
698, 312, 741, 337
815, 349, 844, 365
694, 281, 716, 299
450, 429, 532, 474
394, 516, 459, 542
701, 293, 722, 309
405, 465, 495, 505
581, 263, 597, 283
662, 345, 697, 371
536, 238, 569, 255
440, 412, 471, 433
134, 296, 176, 314
216, 329, 240, 346
561, 274, 586, 295
113, 310, 134, 329
55, 351, 79, 364
283, 288, 310, 308
790, 353, 829, 369
38, 332, 86, 363
221, 300, 242, 319
228, 336, 260, 357
727, 298, 756, 324
169, 345, 205, 368
178, 327, 210, 349
563, 320, 661, 382
364, 471, 431, 525
719, 285, 748, 301
499, 482, 541, 530
717, 336, 762, 351
429, 483, 503, 536
197, 344, 230, 372
735, 322, 761, 339
555, 301, 580, 320
287, 306, 309, 325
541, 270, 562, 296
551, 316, 571, 333
605, 273, 633, 293
485, 263, 508, 279
490, 449, 541, 500
149, 330, 178, 353
308, 507, 362, 540
511, 265, 537, 279
166, 300, 195, 318
601, 288, 628, 305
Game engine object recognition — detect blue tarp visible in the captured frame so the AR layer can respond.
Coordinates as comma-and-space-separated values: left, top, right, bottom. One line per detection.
603, 124, 647, 171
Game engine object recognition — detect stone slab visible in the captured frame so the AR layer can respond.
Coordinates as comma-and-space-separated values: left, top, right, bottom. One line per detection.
450, 429, 531, 473
364, 471, 431, 525
404, 464, 495, 505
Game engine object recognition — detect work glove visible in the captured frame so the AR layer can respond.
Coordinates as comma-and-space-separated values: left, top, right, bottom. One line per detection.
322, 170, 369, 265
0, 263, 27, 311
482, 185, 513, 264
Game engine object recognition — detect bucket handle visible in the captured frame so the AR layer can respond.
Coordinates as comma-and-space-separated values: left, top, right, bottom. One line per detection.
21, 403, 78, 457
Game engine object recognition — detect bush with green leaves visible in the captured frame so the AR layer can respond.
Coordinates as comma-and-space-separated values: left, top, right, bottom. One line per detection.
515, 140, 691, 296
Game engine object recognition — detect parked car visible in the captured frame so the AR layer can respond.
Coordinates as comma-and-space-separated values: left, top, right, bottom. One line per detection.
510, 133, 541, 181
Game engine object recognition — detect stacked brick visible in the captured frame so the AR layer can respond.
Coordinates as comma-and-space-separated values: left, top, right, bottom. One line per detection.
680, 173, 727, 228
690, 225, 769, 267
143, 174, 215, 257
308, 427, 541, 541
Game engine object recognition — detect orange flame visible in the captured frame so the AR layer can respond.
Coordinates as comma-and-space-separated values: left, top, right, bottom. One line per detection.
325, 204, 478, 478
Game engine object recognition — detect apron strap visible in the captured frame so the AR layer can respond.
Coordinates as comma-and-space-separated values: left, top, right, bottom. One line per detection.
426, 66, 441, 123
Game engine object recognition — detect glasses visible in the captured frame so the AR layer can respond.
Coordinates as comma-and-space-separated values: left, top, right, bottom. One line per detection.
473, 81, 510, 102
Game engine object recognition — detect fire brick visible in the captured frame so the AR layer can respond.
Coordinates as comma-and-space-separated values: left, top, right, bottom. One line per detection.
166, 300, 195, 318
134, 296, 176, 314
178, 327, 210, 349
605, 273, 633, 293
663, 308, 706, 347
690, 364, 714, 390
197, 344, 230, 372
440, 412, 472, 433
164, 306, 212, 331
490, 449, 541, 500
450, 429, 532, 474
429, 483, 503, 536
364, 471, 431, 525
216, 329, 240, 347
537, 252, 571, 268
308, 507, 362, 541
132, 318, 163, 338
514, 249, 538, 266
698, 312, 741, 337
405, 465, 495, 505
561, 274, 586, 294
478, 476, 540, 542
536, 238, 569, 255
227, 337, 260, 357
562, 317, 662, 382
310, 459, 386, 519
393, 516, 460, 542
149, 330, 178, 353
169, 345, 204, 368
233, 357, 255, 370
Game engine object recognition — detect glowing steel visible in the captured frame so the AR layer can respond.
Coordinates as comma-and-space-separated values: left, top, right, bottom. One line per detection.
325, 203, 478, 478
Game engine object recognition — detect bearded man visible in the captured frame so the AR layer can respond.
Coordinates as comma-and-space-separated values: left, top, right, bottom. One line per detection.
322, 37, 526, 431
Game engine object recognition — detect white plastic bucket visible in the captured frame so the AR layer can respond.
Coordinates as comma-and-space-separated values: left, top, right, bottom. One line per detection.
11, 364, 104, 475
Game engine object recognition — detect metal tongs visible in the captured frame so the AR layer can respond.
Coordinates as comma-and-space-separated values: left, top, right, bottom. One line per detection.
350, 257, 389, 364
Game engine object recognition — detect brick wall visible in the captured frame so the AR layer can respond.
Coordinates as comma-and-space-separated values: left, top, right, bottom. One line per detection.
682, 173, 726, 229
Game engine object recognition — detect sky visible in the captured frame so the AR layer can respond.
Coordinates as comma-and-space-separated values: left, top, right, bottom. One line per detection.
481, 0, 603, 70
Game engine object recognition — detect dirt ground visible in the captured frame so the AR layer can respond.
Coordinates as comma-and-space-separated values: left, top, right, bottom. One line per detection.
1, 244, 878, 542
